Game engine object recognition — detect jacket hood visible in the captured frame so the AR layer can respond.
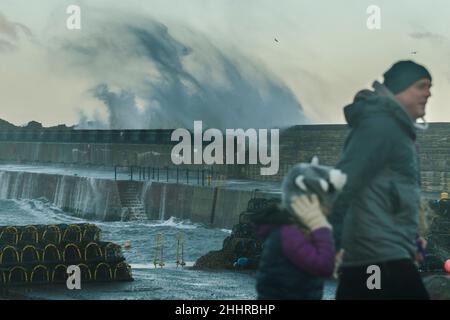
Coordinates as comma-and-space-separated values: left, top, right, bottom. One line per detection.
343, 81, 422, 139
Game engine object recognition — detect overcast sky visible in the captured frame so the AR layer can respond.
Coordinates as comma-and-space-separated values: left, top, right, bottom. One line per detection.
1, 0, 449, 128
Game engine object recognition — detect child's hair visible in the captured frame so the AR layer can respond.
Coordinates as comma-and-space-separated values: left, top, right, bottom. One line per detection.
245, 199, 295, 226
281, 157, 347, 216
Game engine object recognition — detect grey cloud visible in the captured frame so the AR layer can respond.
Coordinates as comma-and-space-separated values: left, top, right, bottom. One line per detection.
0, 12, 32, 51
0, 39, 14, 51
0, 12, 32, 39
409, 32, 446, 41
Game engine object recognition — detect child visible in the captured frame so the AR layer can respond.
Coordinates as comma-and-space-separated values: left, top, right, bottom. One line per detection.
255, 159, 346, 300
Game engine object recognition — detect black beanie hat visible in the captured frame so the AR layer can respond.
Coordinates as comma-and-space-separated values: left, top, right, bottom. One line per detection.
383, 60, 432, 94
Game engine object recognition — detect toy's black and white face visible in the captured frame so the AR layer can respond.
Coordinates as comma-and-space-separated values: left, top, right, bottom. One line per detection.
282, 157, 347, 214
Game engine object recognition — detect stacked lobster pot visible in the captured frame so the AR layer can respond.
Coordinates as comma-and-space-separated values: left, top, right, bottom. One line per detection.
0, 223, 133, 286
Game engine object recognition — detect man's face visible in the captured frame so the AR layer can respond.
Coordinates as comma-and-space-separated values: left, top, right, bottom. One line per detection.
395, 78, 432, 120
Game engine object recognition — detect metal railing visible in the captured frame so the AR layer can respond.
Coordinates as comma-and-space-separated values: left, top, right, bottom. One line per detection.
0, 129, 175, 145
114, 165, 221, 186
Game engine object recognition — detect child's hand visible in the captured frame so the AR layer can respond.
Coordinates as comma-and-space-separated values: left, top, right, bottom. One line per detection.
290, 194, 332, 230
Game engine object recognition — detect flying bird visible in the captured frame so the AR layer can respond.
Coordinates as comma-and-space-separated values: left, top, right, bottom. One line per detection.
411, 51, 417, 54
274, 38, 279, 43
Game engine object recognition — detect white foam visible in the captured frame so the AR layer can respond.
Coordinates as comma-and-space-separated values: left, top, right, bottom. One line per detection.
147, 216, 200, 230
12, 198, 86, 224
88, 216, 202, 231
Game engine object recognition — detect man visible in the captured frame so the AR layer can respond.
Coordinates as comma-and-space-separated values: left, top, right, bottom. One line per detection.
332, 60, 432, 299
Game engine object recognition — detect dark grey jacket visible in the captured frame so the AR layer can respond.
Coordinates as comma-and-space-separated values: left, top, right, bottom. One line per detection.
335, 82, 421, 267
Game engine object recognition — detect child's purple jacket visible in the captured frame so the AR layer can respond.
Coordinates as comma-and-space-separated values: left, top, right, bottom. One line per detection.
258, 224, 335, 277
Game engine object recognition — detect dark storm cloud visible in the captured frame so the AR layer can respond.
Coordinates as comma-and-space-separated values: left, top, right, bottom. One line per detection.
59, 16, 306, 129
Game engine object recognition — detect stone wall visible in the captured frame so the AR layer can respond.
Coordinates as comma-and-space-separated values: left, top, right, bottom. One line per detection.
240, 123, 450, 193
0, 123, 448, 192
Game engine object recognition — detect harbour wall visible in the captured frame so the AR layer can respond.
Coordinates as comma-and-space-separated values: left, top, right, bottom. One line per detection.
0, 170, 277, 228
0, 123, 448, 192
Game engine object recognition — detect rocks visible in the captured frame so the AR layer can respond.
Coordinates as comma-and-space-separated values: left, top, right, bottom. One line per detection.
193, 250, 235, 270
193, 234, 262, 271
193, 199, 272, 271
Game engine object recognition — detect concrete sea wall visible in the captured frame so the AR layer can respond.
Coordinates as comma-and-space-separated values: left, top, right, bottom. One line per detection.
0, 170, 123, 221
0, 170, 278, 228
141, 182, 275, 229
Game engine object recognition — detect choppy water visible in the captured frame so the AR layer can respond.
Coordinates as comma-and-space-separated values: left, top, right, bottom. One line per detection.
0, 198, 337, 300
